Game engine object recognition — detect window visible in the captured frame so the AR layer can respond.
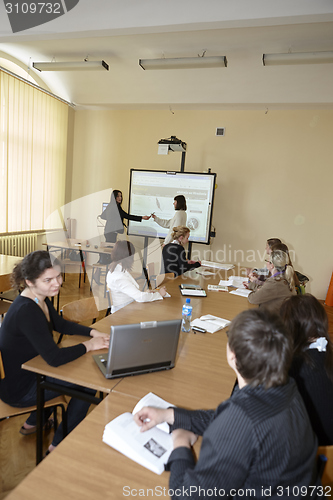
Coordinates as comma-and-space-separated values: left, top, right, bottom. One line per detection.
0, 68, 68, 233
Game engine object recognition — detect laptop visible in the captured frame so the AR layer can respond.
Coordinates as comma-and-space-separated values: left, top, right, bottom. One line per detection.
93, 319, 182, 379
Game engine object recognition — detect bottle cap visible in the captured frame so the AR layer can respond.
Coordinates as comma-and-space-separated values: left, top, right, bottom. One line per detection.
186, 298, 191, 304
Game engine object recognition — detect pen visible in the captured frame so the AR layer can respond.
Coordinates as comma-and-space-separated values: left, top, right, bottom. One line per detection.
192, 327, 207, 334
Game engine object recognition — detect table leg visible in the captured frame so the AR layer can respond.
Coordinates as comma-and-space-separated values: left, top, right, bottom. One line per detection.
36, 374, 45, 465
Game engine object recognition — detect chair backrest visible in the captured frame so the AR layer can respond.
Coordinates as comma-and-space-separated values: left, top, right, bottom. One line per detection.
0, 350, 5, 379
318, 445, 333, 486
0, 300, 11, 318
155, 273, 174, 288
0, 395, 67, 420
61, 297, 99, 323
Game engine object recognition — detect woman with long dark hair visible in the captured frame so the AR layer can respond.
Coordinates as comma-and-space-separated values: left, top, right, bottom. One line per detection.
0, 251, 109, 455
280, 293, 333, 445
100, 190, 150, 244
106, 240, 167, 313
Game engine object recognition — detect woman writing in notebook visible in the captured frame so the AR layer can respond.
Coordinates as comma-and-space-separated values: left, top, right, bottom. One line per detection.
106, 240, 167, 313
0, 251, 109, 455
162, 226, 201, 277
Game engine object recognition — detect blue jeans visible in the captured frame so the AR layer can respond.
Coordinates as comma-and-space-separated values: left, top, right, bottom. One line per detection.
11, 377, 96, 447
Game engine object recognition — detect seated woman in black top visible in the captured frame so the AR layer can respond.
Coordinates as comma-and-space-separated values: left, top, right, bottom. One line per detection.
162, 226, 201, 277
0, 251, 109, 455
280, 293, 333, 445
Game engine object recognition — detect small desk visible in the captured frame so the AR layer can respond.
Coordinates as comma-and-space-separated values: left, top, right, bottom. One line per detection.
46, 239, 114, 262
22, 335, 123, 464
46, 240, 114, 294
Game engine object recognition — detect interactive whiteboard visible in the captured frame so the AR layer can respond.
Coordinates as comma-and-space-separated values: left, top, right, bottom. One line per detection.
127, 170, 216, 244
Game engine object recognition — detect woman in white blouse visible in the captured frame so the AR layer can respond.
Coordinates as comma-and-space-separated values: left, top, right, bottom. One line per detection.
152, 195, 187, 245
106, 240, 167, 313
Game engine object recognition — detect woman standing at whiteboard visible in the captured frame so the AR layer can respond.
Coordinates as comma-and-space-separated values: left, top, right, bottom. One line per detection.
100, 190, 150, 244
152, 195, 187, 245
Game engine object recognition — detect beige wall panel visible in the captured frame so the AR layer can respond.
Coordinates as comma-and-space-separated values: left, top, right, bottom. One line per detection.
71, 109, 333, 299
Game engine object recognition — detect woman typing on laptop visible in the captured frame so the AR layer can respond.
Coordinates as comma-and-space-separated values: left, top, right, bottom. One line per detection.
106, 240, 167, 313
0, 251, 109, 456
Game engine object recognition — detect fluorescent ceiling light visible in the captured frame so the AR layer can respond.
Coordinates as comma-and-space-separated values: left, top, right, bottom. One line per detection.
139, 56, 227, 70
263, 51, 333, 66
32, 60, 109, 72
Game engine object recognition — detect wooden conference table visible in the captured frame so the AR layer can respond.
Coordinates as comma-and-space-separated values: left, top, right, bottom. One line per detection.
12, 268, 253, 499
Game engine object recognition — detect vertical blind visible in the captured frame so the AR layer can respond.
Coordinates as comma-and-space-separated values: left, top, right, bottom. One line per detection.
0, 69, 68, 233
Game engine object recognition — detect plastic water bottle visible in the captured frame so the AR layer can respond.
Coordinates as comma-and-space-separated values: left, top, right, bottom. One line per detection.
181, 298, 192, 332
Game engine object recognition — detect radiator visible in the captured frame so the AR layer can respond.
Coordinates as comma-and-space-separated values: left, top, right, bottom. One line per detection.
0, 233, 38, 257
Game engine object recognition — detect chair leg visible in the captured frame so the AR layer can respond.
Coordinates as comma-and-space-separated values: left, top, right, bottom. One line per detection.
53, 406, 58, 431
61, 404, 67, 438
104, 274, 107, 298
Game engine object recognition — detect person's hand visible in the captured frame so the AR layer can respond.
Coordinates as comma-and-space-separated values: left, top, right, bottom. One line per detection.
83, 336, 109, 352
188, 260, 200, 265
172, 429, 198, 449
243, 281, 249, 289
134, 406, 174, 432
142, 215, 150, 220
248, 272, 258, 282
157, 286, 167, 297
151, 214, 157, 220
90, 329, 110, 340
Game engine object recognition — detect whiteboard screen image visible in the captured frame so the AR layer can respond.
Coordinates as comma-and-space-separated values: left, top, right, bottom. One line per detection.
128, 170, 216, 244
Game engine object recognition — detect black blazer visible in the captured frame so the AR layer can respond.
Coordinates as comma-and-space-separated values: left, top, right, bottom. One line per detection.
100, 201, 142, 236
162, 243, 200, 277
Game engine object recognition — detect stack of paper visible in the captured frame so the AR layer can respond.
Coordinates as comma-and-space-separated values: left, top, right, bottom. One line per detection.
229, 288, 252, 298
207, 285, 228, 292
218, 279, 231, 287
191, 314, 231, 333
200, 261, 235, 271
180, 288, 207, 297
227, 276, 247, 289
195, 268, 216, 276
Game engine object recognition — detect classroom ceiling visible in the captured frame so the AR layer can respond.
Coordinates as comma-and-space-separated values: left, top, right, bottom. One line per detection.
0, 0, 333, 110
